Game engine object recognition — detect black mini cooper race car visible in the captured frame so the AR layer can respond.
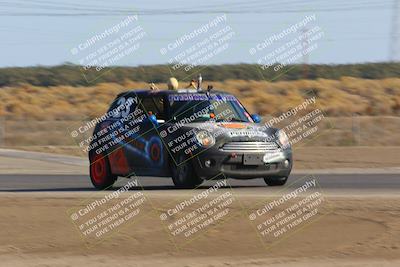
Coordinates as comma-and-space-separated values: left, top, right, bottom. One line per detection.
88, 86, 292, 189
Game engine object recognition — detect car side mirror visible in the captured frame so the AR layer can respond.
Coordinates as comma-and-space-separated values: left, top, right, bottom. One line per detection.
149, 114, 165, 125
148, 114, 158, 126
251, 114, 261, 123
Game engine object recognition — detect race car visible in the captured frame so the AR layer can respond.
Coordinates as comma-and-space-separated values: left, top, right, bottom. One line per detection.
88, 79, 292, 189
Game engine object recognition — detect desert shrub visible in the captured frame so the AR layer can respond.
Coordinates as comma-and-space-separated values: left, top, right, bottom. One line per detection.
0, 78, 399, 120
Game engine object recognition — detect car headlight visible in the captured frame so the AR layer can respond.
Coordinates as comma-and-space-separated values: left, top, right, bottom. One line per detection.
277, 130, 290, 148
195, 130, 215, 147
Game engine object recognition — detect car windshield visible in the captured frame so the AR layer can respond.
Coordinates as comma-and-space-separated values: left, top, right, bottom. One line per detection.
169, 93, 253, 123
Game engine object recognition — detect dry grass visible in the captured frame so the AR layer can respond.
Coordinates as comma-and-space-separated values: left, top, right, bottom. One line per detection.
0, 77, 400, 120
1, 116, 399, 149
0, 77, 399, 148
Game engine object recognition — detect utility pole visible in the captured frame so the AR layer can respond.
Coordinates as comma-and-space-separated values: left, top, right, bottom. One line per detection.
302, 27, 309, 79
389, 0, 400, 61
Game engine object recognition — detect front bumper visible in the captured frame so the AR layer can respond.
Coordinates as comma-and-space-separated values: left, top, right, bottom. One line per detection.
191, 146, 292, 180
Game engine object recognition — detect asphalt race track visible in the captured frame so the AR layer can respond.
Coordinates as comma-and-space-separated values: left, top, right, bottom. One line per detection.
1, 149, 398, 195
0, 173, 399, 193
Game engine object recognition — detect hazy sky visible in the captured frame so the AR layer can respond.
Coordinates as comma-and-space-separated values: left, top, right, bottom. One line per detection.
0, 0, 396, 67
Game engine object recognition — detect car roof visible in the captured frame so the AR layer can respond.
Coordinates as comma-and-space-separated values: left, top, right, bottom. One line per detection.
116, 89, 231, 98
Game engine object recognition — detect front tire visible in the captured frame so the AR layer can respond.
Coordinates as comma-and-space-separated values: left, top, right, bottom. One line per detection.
264, 177, 288, 186
90, 153, 117, 190
171, 155, 203, 189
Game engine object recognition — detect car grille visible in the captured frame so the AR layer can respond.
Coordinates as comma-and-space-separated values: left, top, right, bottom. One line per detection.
220, 141, 279, 152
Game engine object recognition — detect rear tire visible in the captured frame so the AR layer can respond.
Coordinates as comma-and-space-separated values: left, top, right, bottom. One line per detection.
171, 155, 203, 189
264, 177, 288, 186
90, 153, 117, 190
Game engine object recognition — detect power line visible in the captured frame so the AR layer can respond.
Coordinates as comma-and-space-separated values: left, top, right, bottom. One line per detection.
389, 0, 400, 61
0, 1, 393, 16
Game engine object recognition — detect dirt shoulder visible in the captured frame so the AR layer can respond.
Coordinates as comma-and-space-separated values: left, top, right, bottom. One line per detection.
0, 194, 399, 266
293, 146, 400, 170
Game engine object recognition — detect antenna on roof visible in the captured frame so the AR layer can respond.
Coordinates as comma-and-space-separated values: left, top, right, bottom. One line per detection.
205, 85, 213, 96
149, 83, 159, 91
197, 74, 202, 91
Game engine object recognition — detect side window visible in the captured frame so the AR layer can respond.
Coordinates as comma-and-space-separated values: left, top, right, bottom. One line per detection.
141, 96, 166, 120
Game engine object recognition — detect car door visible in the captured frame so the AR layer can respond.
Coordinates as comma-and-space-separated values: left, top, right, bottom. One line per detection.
119, 93, 169, 177
105, 93, 137, 176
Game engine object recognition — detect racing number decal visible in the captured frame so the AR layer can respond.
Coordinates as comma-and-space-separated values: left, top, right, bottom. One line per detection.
113, 97, 135, 118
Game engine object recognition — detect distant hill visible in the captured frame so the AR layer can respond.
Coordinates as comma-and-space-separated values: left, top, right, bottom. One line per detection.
0, 62, 400, 87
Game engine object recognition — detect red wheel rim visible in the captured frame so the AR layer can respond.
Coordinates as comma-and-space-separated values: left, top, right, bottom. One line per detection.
150, 143, 160, 162
91, 154, 107, 184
